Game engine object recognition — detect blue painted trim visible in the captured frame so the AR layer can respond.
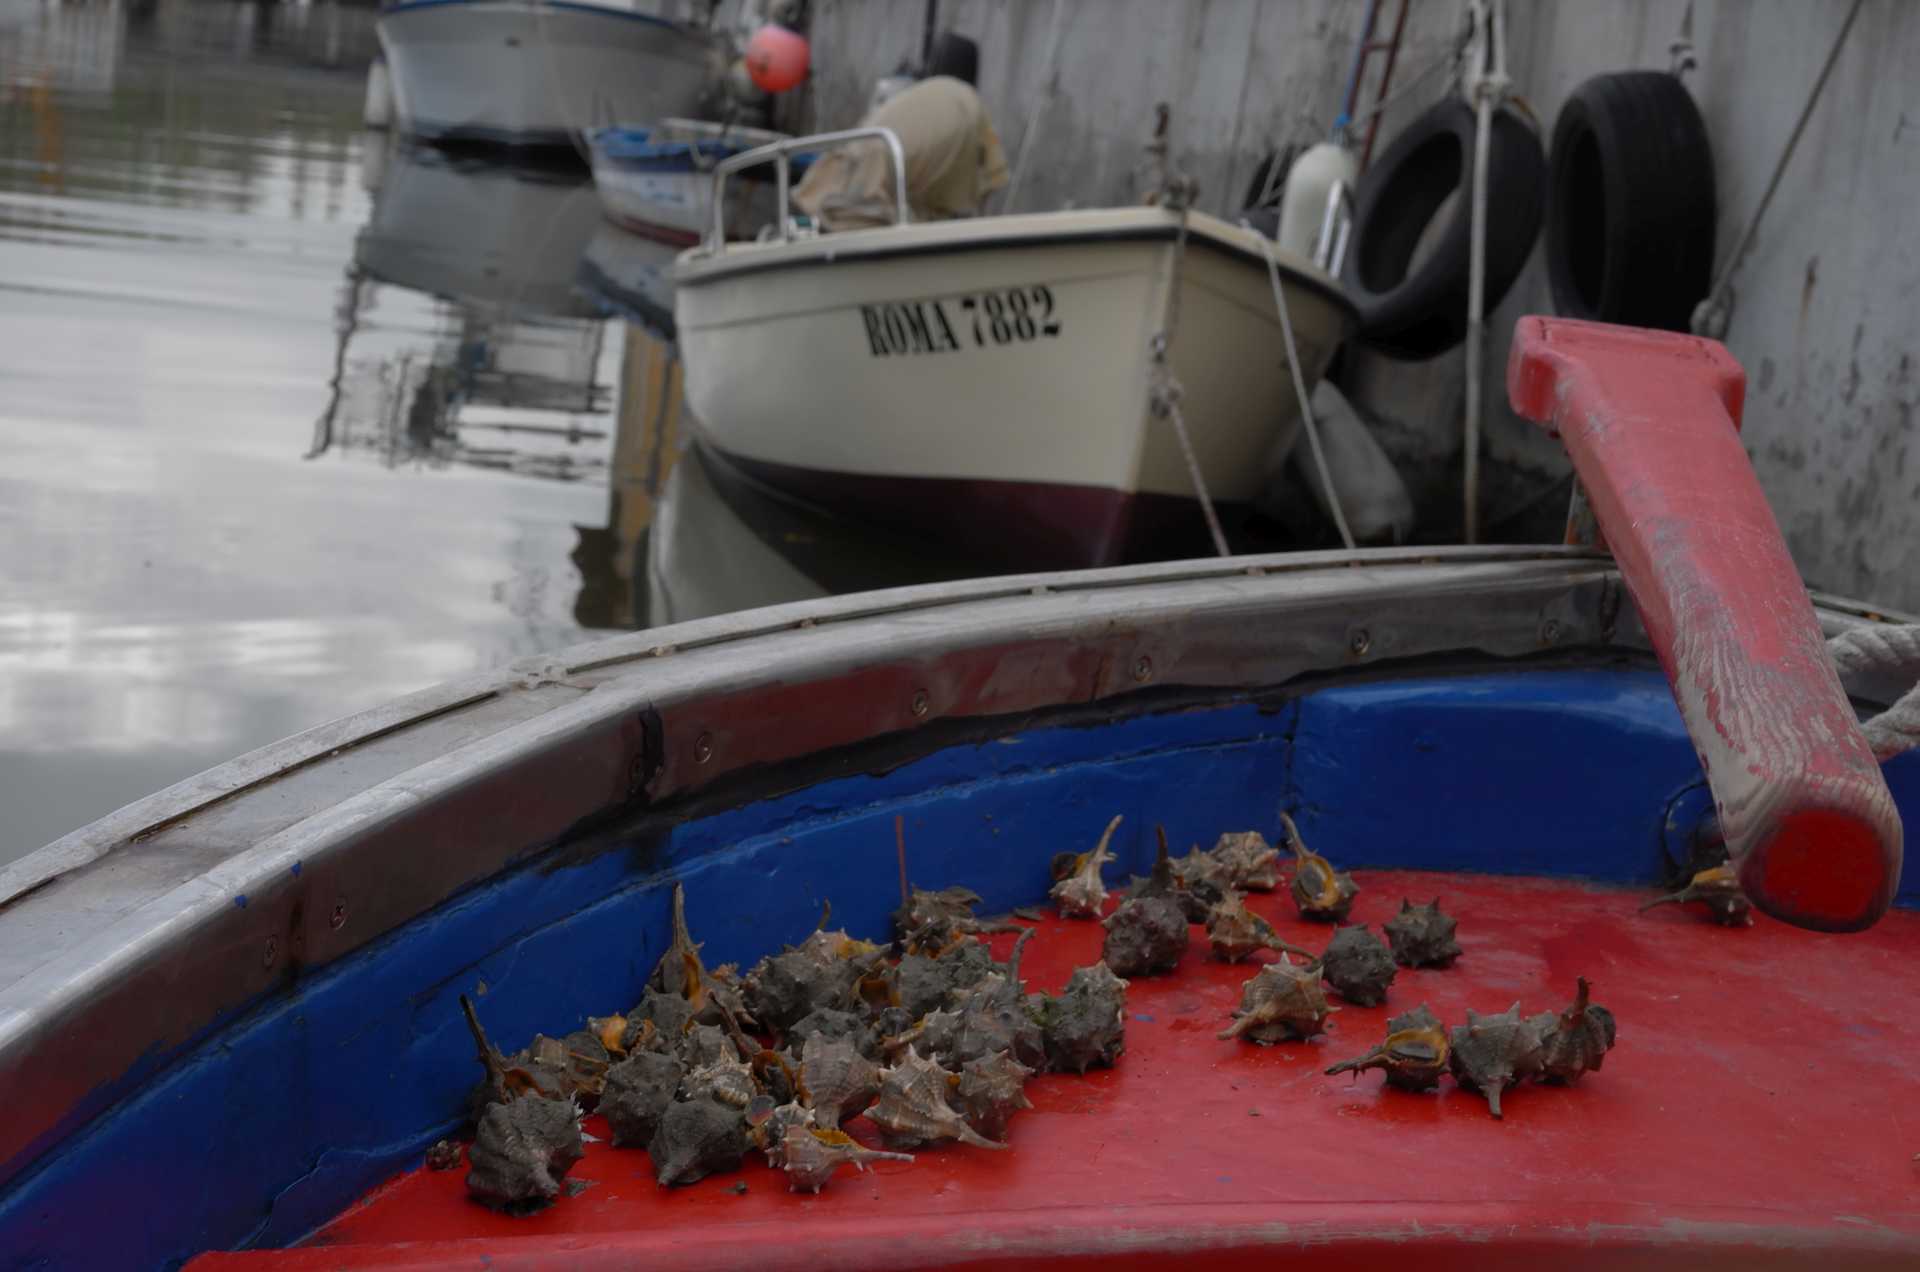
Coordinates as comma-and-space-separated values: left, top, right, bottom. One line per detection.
587, 128, 818, 175
381, 0, 682, 30
2, 669, 1917, 1266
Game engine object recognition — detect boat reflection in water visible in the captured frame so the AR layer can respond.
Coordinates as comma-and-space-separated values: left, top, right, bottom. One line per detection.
650, 441, 1006, 626
571, 320, 1005, 632
314, 136, 1303, 639
577, 219, 680, 344
309, 137, 615, 480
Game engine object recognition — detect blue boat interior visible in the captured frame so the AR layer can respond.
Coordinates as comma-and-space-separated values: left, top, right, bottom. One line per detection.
590, 127, 819, 176
5, 663, 1918, 1267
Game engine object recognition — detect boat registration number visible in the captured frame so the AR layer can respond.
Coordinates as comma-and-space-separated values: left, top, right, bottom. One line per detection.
859, 287, 1061, 357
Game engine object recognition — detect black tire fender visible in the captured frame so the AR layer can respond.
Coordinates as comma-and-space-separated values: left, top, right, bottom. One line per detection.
1546, 70, 1716, 331
1342, 96, 1547, 361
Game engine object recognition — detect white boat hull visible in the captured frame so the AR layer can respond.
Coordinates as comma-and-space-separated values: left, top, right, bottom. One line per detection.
672, 208, 1356, 567
584, 122, 791, 246
590, 162, 785, 245
376, 0, 715, 148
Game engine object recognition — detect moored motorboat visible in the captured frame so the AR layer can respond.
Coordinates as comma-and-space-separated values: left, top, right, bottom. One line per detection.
377, 0, 718, 150
671, 132, 1358, 568
585, 119, 813, 245
2, 322, 1918, 1267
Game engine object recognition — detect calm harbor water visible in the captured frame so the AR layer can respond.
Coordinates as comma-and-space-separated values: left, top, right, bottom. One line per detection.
3, 0, 1270, 865
0, 0, 647, 862
0, 0, 1006, 863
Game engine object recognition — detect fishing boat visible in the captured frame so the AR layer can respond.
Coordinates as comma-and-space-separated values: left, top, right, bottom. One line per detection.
2, 319, 1918, 1267
671, 130, 1358, 570
585, 120, 814, 246
376, 0, 718, 150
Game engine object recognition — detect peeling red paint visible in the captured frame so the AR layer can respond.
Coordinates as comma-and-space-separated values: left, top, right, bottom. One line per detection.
1507, 317, 1902, 931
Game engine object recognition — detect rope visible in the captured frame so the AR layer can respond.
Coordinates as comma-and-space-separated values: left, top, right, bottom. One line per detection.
1151, 370, 1231, 559
1829, 624, 1920, 760
1244, 219, 1355, 551
1004, 0, 1069, 211
1691, 0, 1863, 339
1150, 204, 1230, 558
1460, 0, 1508, 545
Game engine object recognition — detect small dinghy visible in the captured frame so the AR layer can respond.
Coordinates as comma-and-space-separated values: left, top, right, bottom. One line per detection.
377, 0, 717, 150
585, 120, 816, 246
671, 129, 1358, 569
2, 322, 1919, 1268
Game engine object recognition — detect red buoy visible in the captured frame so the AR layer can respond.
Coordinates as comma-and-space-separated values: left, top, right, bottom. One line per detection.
744, 24, 809, 93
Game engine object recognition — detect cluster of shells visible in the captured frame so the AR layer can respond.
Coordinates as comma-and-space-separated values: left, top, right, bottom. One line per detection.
451, 810, 1632, 1210
1059, 811, 1453, 1012
1325, 979, 1617, 1118
452, 881, 1127, 1211
1059, 812, 1615, 1121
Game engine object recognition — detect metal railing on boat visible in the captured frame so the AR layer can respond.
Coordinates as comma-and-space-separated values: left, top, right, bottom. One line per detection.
699, 125, 909, 252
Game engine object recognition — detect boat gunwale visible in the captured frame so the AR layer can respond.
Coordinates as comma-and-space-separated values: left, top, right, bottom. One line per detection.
0, 546, 1909, 1201
5, 545, 1909, 910
0, 546, 1608, 909
585, 128, 819, 176
377, 0, 703, 32
670, 207, 1361, 320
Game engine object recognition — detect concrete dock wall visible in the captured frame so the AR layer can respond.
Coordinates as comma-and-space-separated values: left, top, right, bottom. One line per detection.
801, 0, 1920, 608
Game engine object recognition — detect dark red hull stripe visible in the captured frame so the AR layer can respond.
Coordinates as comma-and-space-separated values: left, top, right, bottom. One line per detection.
701, 442, 1240, 570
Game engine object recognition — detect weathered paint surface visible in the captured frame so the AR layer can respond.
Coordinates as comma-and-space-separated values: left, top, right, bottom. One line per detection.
205, 875, 1920, 1270
801, 0, 1920, 603
11, 669, 1920, 1266
1508, 316, 1900, 929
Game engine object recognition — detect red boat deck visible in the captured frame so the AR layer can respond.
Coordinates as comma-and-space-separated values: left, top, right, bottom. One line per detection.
195, 869, 1920, 1270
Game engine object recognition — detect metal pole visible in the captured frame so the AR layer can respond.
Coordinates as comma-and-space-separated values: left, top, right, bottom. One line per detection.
1464, 91, 1491, 544
883, 128, 909, 225
1462, 0, 1505, 545
776, 151, 790, 242
710, 163, 729, 248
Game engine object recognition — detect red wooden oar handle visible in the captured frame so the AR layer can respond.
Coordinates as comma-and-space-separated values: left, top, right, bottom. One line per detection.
1508, 317, 1901, 932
